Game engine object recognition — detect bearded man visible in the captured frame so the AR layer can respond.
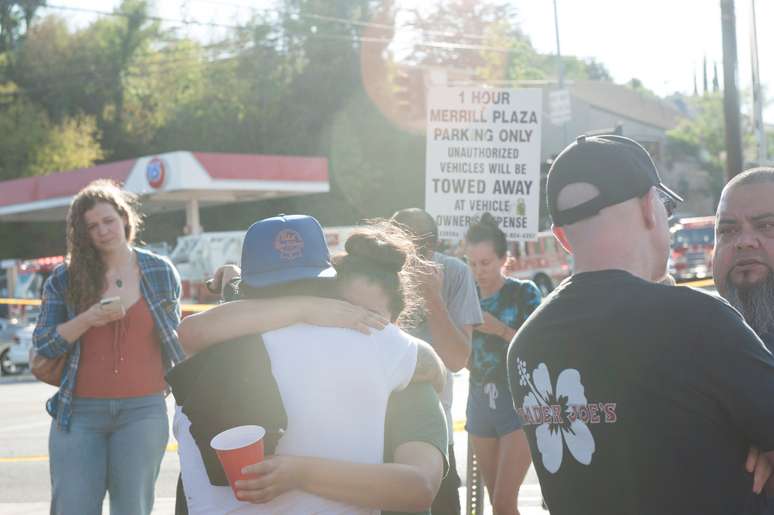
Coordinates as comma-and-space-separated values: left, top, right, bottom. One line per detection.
714, 167, 774, 351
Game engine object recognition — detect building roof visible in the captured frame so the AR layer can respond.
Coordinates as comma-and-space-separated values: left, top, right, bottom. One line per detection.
568, 80, 683, 130
0, 151, 329, 222
452, 76, 685, 131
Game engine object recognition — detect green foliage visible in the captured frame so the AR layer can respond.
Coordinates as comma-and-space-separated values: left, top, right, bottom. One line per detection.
0, 0, 43, 55
28, 114, 104, 175
0, 88, 48, 180
625, 77, 658, 98
400, 1, 611, 84
666, 93, 756, 202
326, 88, 424, 218
0, 0, 619, 258
0, 86, 102, 179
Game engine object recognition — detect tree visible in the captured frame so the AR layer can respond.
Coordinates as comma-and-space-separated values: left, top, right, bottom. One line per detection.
11, 1, 159, 157
0, 0, 43, 55
0, 85, 103, 179
666, 93, 754, 203
27, 114, 103, 175
626, 77, 658, 98
0, 87, 48, 180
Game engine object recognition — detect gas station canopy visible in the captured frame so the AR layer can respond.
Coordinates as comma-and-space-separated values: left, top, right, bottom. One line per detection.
0, 151, 329, 233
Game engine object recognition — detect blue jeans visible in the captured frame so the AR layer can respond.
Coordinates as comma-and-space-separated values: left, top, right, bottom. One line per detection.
49, 394, 169, 515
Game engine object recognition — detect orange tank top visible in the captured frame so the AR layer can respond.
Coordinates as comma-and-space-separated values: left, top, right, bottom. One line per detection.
74, 297, 167, 398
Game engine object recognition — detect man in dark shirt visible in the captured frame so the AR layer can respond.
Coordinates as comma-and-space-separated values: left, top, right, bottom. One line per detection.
507, 135, 774, 515
713, 167, 774, 514
714, 166, 774, 351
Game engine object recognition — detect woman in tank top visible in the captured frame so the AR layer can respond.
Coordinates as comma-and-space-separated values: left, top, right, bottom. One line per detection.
33, 179, 185, 515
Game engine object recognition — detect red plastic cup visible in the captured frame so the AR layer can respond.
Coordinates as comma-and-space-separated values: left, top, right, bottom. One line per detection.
210, 425, 266, 498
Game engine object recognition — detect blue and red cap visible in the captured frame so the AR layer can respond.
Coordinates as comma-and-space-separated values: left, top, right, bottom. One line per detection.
240, 214, 336, 288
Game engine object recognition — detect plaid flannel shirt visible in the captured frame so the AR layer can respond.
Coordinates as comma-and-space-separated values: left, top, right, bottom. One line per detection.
33, 247, 186, 431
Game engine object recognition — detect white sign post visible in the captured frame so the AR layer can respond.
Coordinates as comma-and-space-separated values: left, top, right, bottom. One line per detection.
425, 87, 542, 242
548, 89, 571, 126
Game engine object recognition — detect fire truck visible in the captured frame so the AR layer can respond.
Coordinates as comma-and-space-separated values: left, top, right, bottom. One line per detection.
2, 255, 64, 319
668, 216, 715, 282
169, 232, 245, 304
504, 231, 572, 294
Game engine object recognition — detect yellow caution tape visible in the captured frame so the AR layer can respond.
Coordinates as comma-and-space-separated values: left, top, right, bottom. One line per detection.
0, 298, 42, 306
0, 298, 211, 311
680, 278, 714, 288
0, 276, 715, 311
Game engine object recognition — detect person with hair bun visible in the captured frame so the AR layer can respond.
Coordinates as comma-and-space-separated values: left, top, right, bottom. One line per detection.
464, 213, 541, 515
330, 221, 426, 330
172, 216, 449, 515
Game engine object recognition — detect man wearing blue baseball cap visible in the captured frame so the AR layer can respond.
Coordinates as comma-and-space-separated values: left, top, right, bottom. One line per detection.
173, 214, 448, 515
507, 135, 774, 515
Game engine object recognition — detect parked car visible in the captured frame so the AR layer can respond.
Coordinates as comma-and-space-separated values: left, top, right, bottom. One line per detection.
0, 317, 27, 375
7, 323, 34, 373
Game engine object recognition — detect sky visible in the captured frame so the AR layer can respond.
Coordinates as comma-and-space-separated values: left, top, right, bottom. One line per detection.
40, 0, 773, 124
517, 0, 773, 121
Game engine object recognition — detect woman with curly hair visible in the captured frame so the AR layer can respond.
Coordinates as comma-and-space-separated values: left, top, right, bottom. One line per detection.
33, 179, 185, 515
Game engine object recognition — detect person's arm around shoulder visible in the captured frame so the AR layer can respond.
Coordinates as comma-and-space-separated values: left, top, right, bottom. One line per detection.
376, 325, 445, 395
235, 383, 446, 511
178, 266, 387, 355
236, 451, 443, 512
410, 339, 446, 394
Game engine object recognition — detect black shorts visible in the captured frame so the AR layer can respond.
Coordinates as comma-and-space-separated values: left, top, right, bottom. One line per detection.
175, 474, 188, 515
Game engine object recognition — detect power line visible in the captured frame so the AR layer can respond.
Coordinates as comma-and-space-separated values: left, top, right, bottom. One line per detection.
46, 1, 497, 43
190, 0, 496, 41
8, 37, 248, 88
5, 3, 526, 99
3, 27, 521, 101
1, 50, 244, 100
41, 3, 522, 55
43, 3, 254, 32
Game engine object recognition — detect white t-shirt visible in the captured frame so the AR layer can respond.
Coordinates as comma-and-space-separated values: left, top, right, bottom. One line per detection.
176, 323, 418, 515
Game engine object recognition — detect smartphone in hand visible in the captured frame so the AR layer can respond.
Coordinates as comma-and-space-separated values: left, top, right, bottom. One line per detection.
100, 296, 126, 317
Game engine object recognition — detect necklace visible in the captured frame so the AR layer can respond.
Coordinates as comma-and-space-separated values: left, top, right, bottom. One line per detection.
111, 250, 133, 289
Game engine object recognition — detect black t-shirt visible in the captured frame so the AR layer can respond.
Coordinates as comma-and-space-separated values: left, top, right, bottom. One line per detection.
507, 270, 774, 515
761, 329, 774, 354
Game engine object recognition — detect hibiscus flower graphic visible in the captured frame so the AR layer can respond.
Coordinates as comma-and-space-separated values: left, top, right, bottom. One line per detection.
517, 360, 595, 474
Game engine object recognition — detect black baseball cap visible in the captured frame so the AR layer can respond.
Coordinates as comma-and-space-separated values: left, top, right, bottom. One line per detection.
546, 134, 683, 226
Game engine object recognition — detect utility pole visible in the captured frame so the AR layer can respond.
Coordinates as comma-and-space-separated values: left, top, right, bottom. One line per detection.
552, 0, 568, 145
750, 0, 768, 164
553, 0, 564, 89
720, 0, 744, 181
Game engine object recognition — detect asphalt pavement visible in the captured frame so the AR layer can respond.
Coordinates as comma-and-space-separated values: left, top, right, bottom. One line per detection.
0, 371, 546, 515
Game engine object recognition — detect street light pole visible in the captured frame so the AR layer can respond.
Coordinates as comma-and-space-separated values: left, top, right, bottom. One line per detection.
720, 0, 744, 180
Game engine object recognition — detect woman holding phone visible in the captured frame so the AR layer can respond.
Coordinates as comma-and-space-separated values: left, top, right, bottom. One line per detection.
33, 179, 185, 515
464, 213, 541, 515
